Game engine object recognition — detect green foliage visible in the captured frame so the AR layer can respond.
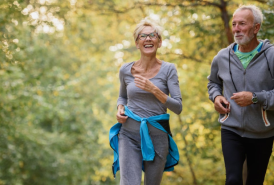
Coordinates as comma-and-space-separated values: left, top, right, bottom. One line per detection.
1, 0, 274, 185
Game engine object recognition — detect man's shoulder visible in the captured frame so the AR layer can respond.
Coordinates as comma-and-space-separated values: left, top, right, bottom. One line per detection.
217, 47, 229, 55
213, 47, 231, 61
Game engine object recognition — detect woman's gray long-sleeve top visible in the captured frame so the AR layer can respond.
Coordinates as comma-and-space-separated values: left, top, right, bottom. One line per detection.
117, 61, 182, 118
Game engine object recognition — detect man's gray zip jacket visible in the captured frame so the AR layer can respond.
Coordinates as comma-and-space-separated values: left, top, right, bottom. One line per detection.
207, 39, 274, 138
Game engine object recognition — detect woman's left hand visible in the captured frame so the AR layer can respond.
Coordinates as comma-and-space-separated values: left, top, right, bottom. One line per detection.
134, 75, 155, 93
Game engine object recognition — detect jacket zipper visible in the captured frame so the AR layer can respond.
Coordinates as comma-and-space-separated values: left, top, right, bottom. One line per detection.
232, 52, 248, 137
242, 52, 263, 136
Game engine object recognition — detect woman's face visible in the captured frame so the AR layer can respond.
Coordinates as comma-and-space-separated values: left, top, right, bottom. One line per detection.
135, 26, 162, 56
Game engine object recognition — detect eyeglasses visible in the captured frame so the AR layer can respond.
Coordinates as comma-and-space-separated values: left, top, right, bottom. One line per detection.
137, 32, 159, 40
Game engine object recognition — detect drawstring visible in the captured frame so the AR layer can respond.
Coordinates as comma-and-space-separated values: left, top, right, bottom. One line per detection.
264, 51, 274, 80
229, 51, 238, 92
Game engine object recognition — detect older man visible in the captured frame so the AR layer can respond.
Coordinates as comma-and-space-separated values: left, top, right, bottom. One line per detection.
207, 5, 274, 185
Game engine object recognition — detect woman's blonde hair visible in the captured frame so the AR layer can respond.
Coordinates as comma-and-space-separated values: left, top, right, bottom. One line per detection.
133, 17, 163, 41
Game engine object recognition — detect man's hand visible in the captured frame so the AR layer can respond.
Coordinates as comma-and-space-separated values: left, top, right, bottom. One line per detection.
231, 91, 253, 107
116, 105, 128, 123
214, 96, 230, 114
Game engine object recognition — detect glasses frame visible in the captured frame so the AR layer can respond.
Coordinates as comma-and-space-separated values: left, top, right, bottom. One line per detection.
137, 32, 159, 41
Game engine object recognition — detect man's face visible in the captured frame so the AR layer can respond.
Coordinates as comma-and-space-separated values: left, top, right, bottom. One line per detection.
232, 9, 257, 45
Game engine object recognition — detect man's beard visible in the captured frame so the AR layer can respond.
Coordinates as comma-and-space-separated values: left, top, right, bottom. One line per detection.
234, 30, 255, 45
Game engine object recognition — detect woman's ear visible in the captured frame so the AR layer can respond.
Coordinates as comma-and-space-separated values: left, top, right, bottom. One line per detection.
135, 41, 140, 49
158, 39, 162, 48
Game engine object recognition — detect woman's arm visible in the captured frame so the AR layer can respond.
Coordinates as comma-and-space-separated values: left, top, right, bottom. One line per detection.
117, 67, 128, 107
134, 63, 182, 114
116, 67, 128, 123
134, 74, 168, 103
164, 64, 182, 114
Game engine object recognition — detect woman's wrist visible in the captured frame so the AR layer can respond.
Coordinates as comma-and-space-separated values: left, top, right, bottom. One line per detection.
152, 86, 167, 103
117, 104, 124, 109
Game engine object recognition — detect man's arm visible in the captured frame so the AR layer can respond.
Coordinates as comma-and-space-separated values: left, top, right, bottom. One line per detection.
207, 56, 230, 114
255, 46, 274, 110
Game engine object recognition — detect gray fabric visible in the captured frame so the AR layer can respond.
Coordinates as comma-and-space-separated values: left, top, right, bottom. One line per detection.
207, 39, 274, 138
118, 128, 143, 185
118, 126, 169, 185
117, 61, 182, 184
117, 61, 182, 117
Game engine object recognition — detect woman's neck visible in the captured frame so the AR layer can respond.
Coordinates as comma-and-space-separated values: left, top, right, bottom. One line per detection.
136, 56, 161, 72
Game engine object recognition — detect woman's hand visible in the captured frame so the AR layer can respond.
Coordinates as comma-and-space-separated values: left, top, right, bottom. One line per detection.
134, 75, 155, 93
116, 104, 128, 123
134, 74, 167, 104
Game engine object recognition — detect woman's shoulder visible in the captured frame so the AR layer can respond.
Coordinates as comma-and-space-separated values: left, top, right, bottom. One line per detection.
161, 61, 177, 71
119, 61, 134, 73
159, 61, 178, 78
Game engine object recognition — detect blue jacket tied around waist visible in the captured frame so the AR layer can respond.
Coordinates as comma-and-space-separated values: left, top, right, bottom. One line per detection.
109, 106, 179, 177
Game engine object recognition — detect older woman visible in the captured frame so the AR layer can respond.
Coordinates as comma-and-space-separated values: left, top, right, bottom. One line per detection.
109, 17, 182, 185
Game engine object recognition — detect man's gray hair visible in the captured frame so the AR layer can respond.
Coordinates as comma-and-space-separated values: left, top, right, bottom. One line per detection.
233, 5, 263, 25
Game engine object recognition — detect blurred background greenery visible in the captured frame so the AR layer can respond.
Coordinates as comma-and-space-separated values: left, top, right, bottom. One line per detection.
1, 0, 274, 184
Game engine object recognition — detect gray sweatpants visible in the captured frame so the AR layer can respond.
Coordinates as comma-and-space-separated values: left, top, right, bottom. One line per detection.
118, 118, 169, 185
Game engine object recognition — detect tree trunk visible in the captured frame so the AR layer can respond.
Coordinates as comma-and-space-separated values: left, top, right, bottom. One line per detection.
219, 0, 234, 44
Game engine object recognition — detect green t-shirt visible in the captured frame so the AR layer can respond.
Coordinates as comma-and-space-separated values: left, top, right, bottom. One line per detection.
234, 42, 263, 69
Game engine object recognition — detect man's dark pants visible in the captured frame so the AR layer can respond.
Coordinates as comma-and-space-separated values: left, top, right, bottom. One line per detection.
221, 129, 274, 185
